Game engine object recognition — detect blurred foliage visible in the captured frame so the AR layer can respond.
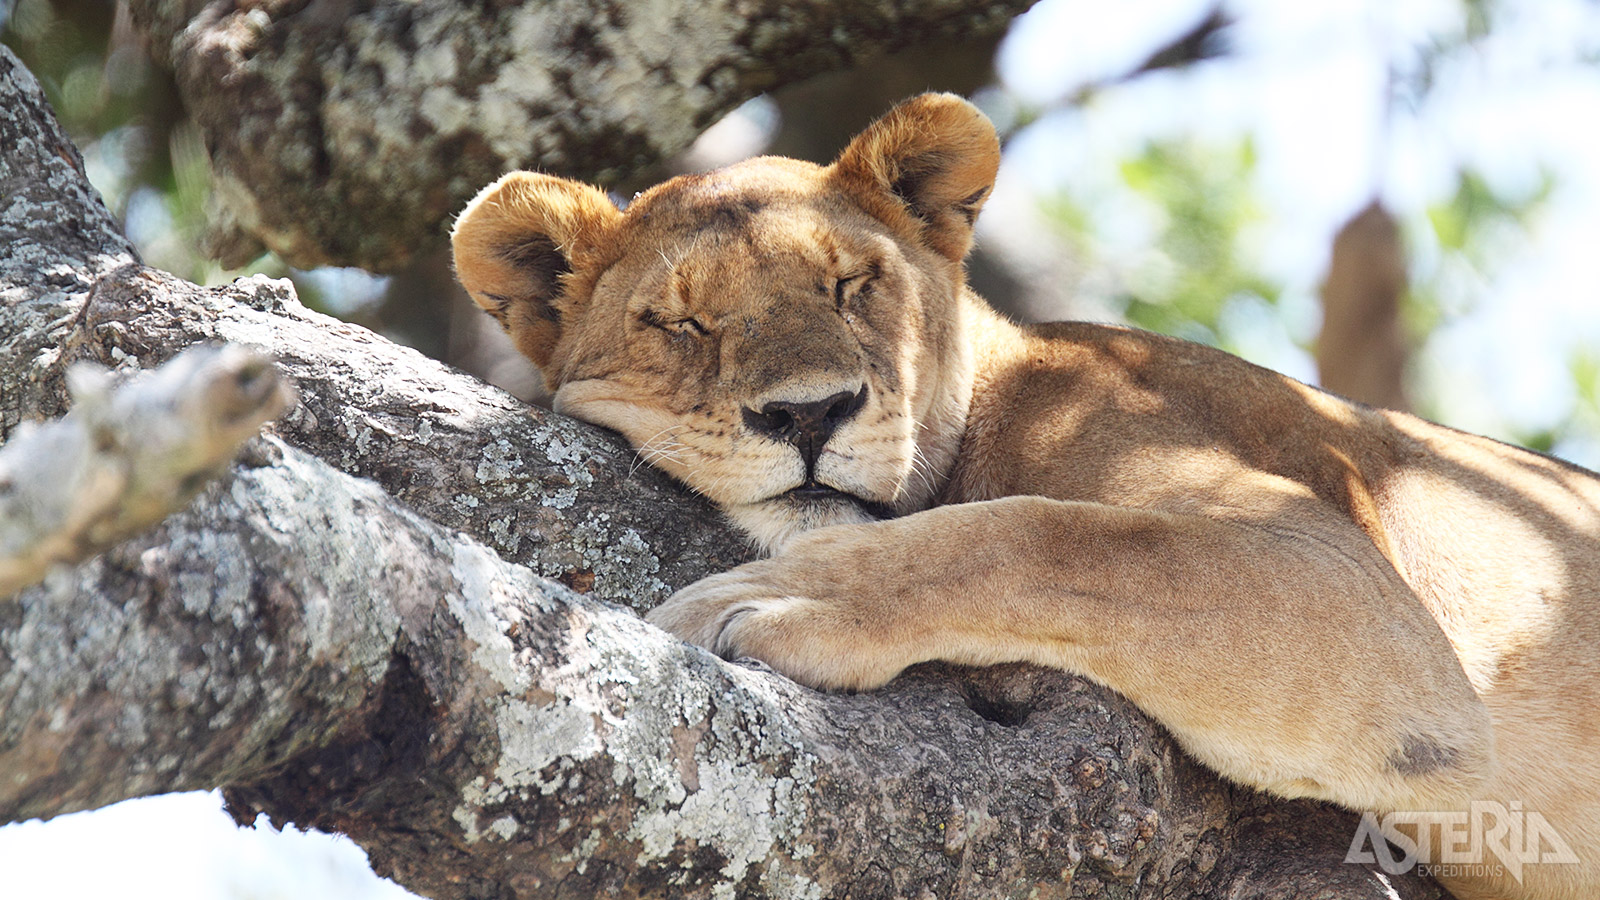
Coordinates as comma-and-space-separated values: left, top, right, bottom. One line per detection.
1115, 139, 1280, 347
1025, 0, 1600, 466
5, 0, 175, 242
1408, 167, 1553, 338
1513, 350, 1600, 457
1042, 137, 1285, 355
1565, 350, 1600, 455
4, 0, 165, 160
1407, 167, 1589, 455
1426, 170, 1540, 257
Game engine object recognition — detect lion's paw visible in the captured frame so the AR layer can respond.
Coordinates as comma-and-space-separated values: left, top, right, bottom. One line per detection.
645, 569, 793, 657
646, 565, 903, 692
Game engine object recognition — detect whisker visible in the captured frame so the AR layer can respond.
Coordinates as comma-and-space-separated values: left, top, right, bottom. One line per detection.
907, 445, 939, 500
629, 424, 694, 479
695, 470, 739, 501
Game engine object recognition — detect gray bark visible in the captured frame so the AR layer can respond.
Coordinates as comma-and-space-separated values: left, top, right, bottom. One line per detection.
125, 0, 1039, 273
0, 46, 1447, 900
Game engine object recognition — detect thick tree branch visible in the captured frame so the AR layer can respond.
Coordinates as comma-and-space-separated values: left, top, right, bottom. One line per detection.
126, 0, 1039, 272
0, 47, 137, 436
0, 46, 1445, 899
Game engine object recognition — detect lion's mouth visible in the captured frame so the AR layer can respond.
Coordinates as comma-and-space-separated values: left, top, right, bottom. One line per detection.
779, 483, 896, 520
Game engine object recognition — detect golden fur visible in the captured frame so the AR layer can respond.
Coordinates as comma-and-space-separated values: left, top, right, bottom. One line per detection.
453, 94, 1598, 900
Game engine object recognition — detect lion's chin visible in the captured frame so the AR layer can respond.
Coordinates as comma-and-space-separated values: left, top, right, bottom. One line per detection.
724, 494, 883, 556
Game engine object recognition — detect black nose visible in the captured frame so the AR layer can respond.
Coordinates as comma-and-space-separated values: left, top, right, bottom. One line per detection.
742, 386, 868, 469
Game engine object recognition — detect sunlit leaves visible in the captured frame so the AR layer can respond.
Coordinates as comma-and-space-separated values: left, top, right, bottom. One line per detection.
1042, 135, 1283, 354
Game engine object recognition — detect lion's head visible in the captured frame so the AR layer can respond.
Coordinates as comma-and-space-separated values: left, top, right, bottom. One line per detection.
451, 94, 1000, 552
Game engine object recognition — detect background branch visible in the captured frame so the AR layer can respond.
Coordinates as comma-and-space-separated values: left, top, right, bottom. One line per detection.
125, 0, 1039, 272
1317, 201, 1412, 412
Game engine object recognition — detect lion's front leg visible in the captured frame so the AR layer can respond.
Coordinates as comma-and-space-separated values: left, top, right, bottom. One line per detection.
648, 495, 1495, 814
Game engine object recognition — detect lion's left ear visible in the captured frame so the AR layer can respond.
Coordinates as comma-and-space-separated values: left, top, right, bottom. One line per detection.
830, 93, 1000, 261
451, 171, 622, 375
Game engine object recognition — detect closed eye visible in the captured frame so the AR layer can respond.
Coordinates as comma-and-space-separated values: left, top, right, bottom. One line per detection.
640, 309, 709, 336
832, 277, 855, 307
833, 269, 875, 308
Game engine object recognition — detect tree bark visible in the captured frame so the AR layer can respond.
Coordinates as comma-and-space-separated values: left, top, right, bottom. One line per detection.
124, 0, 1039, 273
0, 47, 1446, 900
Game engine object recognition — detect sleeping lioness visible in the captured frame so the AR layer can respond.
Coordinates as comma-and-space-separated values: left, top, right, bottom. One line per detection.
451, 93, 1597, 900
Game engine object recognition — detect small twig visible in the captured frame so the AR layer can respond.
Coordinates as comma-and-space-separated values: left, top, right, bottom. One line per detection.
0, 344, 293, 597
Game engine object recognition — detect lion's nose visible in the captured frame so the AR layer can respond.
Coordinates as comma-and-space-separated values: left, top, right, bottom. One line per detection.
743, 386, 868, 467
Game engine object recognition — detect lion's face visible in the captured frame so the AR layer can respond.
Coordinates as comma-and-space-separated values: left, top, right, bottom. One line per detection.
452, 94, 1000, 552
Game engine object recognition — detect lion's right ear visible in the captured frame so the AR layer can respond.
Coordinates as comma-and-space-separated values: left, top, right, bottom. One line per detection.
451, 172, 622, 372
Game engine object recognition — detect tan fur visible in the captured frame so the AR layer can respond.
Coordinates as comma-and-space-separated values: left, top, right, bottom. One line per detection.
452, 94, 1599, 899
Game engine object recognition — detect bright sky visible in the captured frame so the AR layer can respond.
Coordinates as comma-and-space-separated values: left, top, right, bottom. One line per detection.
5, 0, 1600, 896
0, 791, 412, 899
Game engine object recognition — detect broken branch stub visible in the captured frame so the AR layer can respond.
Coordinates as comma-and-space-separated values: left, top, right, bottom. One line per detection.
0, 344, 292, 598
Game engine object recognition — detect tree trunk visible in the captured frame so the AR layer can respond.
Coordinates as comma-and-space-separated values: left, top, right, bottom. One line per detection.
0, 47, 1445, 900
